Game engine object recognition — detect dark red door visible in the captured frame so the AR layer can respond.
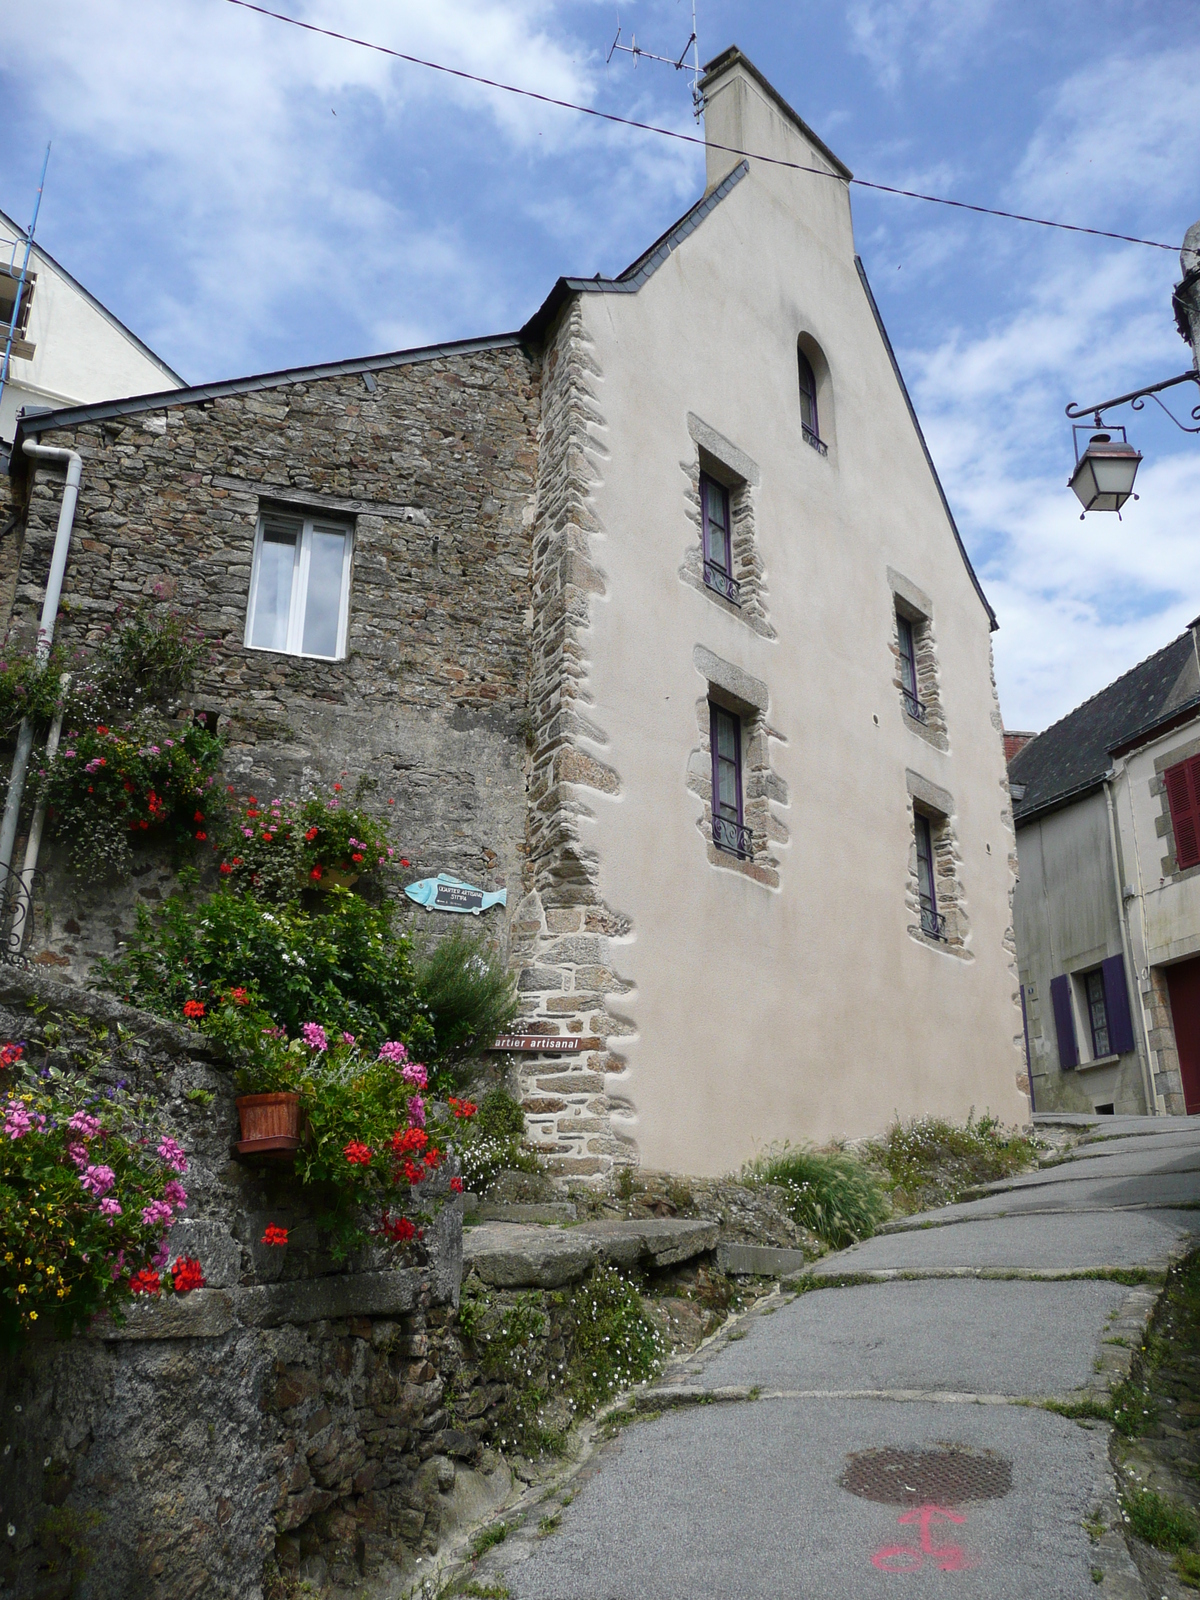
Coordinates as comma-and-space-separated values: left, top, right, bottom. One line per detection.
1165, 959, 1200, 1114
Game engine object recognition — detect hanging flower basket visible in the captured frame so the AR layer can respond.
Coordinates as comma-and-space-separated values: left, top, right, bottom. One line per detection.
235, 1092, 301, 1158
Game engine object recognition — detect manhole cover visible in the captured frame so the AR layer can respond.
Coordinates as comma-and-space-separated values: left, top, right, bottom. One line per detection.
840, 1446, 1012, 1506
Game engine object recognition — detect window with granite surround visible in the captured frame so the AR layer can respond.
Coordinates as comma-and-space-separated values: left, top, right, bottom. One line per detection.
888, 568, 947, 751
245, 506, 354, 661
680, 414, 774, 640
905, 770, 970, 957
686, 646, 788, 888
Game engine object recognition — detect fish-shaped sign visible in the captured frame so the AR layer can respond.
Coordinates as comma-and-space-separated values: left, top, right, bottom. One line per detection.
403, 874, 507, 915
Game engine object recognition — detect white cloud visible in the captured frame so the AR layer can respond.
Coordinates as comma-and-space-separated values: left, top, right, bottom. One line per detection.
846, 0, 998, 89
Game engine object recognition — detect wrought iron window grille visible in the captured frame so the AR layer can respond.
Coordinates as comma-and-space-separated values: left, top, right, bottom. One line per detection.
920, 904, 947, 941
703, 561, 741, 606
802, 425, 828, 457
0, 865, 41, 966
902, 687, 927, 724
712, 815, 753, 859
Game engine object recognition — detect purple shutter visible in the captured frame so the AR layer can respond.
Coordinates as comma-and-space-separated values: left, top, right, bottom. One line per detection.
1101, 954, 1136, 1056
1049, 974, 1078, 1070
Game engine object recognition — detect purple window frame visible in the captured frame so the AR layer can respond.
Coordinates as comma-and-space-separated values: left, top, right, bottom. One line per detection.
797, 348, 820, 442
897, 611, 922, 718
710, 701, 744, 842
700, 472, 732, 577
914, 809, 944, 938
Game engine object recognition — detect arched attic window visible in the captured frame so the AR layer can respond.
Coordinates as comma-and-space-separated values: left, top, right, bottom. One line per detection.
797, 341, 828, 457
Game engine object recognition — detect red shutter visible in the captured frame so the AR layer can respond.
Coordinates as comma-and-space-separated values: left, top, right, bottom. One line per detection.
1165, 755, 1200, 871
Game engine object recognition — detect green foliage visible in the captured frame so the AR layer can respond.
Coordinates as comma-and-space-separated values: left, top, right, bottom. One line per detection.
217, 782, 394, 900
1111, 1377, 1158, 1437
411, 928, 518, 1070
741, 1145, 890, 1250
0, 1042, 196, 1343
864, 1113, 1042, 1215
453, 1088, 538, 1195
97, 885, 434, 1058
0, 643, 78, 737
1178, 1547, 1200, 1588
566, 1266, 666, 1411
39, 717, 224, 880
1122, 1485, 1199, 1552
81, 605, 209, 717
458, 1280, 547, 1376
470, 1523, 509, 1558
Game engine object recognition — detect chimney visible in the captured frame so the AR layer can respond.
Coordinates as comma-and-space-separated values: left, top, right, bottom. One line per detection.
1003, 730, 1038, 765
698, 47, 852, 197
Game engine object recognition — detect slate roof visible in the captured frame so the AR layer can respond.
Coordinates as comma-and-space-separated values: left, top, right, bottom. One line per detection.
1010, 628, 1200, 824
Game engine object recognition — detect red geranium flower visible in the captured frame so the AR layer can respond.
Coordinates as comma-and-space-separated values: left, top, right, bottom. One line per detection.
310, 866, 323, 880
378, 1212, 416, 1243
390, 1126, 428, 1154
304, 826, 319, 842
219, 862, 232, 875
195, 831, 207, 841
96, 725, 109, 735
448, 1098, 477, 1119
450, 1176, 464, 1194
423, 1148, 441, 1169
129, 1268, 160, 1296
194, 811, 205, 823
400, 858, 410, 867
228, 987, 250, 1006
351, 852, 364, 864
344, 1141, 372, 1167
261, 1224, 289, 1247
333, 783, 342, 791
182, 1000, 206, 1019
402, 1159, 426, 1185
170, 1257, 206, 1293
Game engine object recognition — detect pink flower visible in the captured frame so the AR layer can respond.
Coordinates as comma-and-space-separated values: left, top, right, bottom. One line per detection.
68, 1111, 101, 1138
67, 1141, 89, 1168
401, 1061, 428, 1090
301, 1022, 328, 1052
163, 1179, 188, 1212
99, 1197, 122, 1224
80, 1164, 116, 1198
157, 1137, 188, 1174
151, 1236, 171, 1268
142, 1199, 175, 1228
4, 1103, 33, 1139
407, 1096, 426, 1129
377, 1040, 408, 1065
341, 1032, 356, 1047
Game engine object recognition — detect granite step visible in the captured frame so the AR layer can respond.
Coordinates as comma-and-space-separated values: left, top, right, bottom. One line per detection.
462, 1216, 719, 1288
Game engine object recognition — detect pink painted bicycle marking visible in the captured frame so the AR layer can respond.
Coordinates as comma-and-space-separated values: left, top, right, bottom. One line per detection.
871, 1504, 973, 1573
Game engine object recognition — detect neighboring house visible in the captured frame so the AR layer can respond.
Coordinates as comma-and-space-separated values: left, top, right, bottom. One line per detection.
3, 49, 1030, 1179
1010, 625, 1200, 1117
0, 206, 183, 448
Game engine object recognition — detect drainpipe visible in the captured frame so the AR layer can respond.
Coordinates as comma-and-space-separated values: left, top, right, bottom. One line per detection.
0, 442, 82, 883
1104, 772, 1158, 1116
9, 674, 69, 950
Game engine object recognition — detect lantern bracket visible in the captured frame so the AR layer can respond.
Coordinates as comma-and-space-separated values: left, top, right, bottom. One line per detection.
1066, 369, 1200, 433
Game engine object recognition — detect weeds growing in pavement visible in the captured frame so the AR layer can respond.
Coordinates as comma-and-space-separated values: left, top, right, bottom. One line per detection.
863, 1113, 1042, 1215
1121, 1485, 1198, 1552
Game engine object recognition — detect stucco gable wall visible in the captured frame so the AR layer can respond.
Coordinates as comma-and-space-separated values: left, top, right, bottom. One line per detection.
562, 152, 1025, 1170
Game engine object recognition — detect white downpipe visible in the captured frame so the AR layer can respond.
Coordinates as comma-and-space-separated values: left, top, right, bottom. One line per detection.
0, 442, 82, 885
11, 674, 69, 950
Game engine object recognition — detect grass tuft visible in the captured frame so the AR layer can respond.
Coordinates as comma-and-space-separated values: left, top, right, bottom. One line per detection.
470, 1522, 509, 1558
741, 1145, 889, 1249
1122, 1485, 1199, 1552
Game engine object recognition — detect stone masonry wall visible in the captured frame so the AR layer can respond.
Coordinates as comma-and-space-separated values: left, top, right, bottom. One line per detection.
4, 346, 541, 981
0, 970, 493, 1600
514, 304, 637, 1183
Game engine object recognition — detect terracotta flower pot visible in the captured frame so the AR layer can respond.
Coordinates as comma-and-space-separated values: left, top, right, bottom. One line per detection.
313, 867, 360, 891
235, 1092, 301, 1158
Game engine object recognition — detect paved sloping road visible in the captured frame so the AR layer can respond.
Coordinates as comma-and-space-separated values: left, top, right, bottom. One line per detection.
483, 1113, 1200, 1600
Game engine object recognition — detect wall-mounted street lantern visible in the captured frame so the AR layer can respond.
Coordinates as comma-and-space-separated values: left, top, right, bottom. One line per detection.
1068, 425, 1142, 515
1063, 220, 1200, 513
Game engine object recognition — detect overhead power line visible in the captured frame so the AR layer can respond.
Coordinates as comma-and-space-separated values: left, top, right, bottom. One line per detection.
221, 0, 1181, 255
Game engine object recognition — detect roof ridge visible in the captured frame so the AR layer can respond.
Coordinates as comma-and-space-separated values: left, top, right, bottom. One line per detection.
1018, 628, 1193, 754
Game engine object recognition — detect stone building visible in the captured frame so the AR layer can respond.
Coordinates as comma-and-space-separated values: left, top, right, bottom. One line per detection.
3, 49, 1030, 1179
1011, 622, 1200, 1117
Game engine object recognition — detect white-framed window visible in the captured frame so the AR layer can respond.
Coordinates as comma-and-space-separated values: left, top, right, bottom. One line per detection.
245, 507, 353, 660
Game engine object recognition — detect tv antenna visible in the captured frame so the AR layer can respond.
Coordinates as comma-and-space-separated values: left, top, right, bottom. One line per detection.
607, 1, 703, 118
0, 143, 50, 437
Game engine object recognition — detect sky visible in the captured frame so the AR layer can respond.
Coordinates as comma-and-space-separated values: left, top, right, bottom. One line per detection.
3, 0, 1199, 734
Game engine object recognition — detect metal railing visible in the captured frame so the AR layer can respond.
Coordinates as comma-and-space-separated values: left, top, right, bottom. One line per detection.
902, 687, 927, 724
802, 425, 828, 457
703, 561, 741, 606
712, 816, 753, 858
0, 865, 39, 966
920, 904, 947, 941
